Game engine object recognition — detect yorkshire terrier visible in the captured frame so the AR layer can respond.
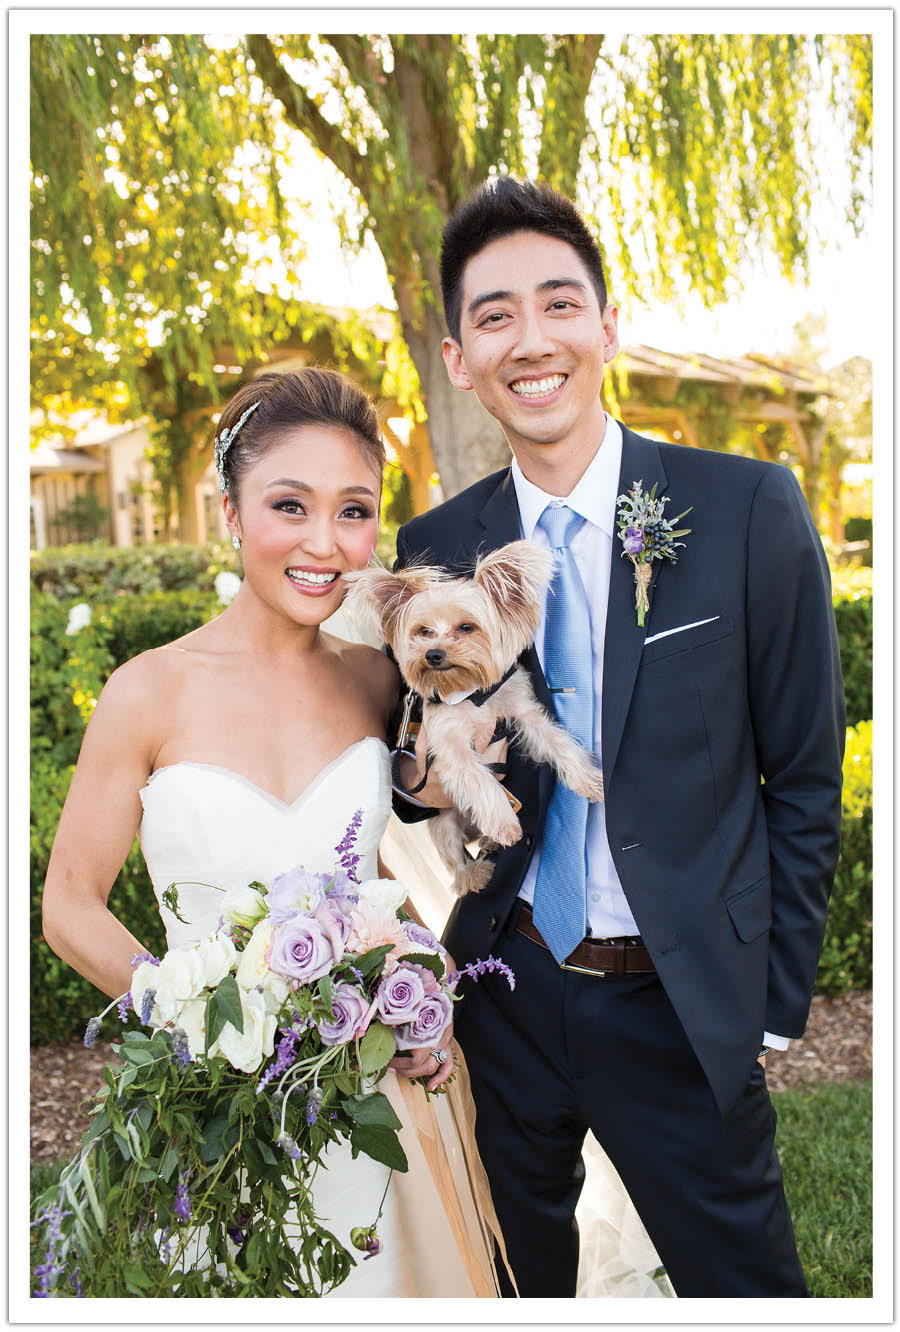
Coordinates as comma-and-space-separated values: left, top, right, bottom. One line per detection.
343, 541, 605, 896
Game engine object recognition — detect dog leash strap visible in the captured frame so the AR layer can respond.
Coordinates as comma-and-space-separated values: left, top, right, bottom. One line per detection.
392, 746, 435, 796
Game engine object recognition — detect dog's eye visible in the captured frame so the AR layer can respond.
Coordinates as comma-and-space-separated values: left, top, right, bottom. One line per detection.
417, 627, 436, 639
458, 623, 476, 634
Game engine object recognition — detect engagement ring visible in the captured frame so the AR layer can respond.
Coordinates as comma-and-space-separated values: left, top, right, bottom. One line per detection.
431, 1048, 448, 1066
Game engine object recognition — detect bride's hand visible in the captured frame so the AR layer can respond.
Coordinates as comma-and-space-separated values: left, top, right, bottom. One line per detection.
389, 1019, 456, 1092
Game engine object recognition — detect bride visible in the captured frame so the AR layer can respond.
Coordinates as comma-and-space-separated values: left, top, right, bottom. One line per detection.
41, 367, 508, 1298
41, 365, 669, 1299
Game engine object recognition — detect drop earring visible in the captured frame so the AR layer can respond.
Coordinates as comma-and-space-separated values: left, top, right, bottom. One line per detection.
231, 534, 241, 551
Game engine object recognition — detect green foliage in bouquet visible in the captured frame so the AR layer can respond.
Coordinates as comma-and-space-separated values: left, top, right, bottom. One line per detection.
815, 721, 873, 994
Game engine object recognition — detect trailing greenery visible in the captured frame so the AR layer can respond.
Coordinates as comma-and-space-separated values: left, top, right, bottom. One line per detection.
775, 1079, 872, 1297
816, 722, 872, 994
31, 1078, 872, 1298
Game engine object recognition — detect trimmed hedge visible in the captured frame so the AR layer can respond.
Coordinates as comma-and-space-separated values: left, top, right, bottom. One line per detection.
816, 721, 873, 994
832, 594, 872, 727
30, 541, 239, 599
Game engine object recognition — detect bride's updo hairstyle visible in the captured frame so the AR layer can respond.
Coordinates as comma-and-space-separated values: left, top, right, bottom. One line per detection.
214, 367, 385, 504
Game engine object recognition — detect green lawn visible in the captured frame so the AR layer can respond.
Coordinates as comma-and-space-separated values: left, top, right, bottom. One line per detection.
775, 1079, 872, 1297
31, 1080, 872, 1298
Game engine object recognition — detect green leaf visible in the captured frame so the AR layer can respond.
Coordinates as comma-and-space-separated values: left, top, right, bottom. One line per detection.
123, 1260, 153, 1293
353, 944, 394, 979
120, 1042, 156, 1065
318, 974, 333, 1015
199, 1114, 229, 1163
343, 1090, 402, 1130
350, 1123, 409, 1172
213, 973, 245, 1034
400, 951, 445, 980
135, 1100, 154, 1133
357, 1021, 396, 1075
333, 1072, 356, 1095
160, 1142, 180, 1183
206, 993, 227, 1051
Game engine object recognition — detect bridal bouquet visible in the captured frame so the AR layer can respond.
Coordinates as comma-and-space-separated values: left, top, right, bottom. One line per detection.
32, 812, 514, 1299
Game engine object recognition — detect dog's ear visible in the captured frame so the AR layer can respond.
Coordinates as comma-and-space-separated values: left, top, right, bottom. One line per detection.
472, 541, 556, 635
342, 562, 443, 643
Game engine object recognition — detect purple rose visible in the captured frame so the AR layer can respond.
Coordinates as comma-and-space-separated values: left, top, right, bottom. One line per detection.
403, 922, 443, 954
267, 868, 332, 923
623, 525, 644, 555
317, 983, 376, 1046
394, 990, 454, 1049
268, 916, 335, 984
376, 966, 426, 1025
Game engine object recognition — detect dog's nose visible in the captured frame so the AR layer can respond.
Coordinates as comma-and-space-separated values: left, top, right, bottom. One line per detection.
425, 648, 445, 667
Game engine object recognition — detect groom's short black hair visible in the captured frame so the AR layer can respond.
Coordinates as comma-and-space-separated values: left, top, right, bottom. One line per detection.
440, 177, 608, 342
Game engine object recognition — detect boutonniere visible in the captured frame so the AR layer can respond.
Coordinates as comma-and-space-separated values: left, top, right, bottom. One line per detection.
615, 481, 692, 627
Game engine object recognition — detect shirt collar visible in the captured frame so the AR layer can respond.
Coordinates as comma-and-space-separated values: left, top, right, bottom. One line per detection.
511, 414, 623, 540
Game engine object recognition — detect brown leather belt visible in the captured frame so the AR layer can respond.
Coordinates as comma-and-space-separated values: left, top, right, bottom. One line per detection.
516, 902, 656, 976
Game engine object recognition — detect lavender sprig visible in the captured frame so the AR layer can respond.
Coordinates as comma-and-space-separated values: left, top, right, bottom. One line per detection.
173, 1171, 192, 1221
32, 1198, 69, 1296
334, 809, 363, 883
256, 1027, 301, 1094
447, 955, 516, 991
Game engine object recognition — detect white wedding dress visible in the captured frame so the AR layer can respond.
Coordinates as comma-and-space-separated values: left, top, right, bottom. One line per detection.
139, 737, 506, 1298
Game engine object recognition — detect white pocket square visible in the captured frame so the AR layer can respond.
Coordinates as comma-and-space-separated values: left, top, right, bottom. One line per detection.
644, 616, 720, 646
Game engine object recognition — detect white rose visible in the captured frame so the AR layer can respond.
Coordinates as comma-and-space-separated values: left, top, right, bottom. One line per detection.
193, 934, 237, 989
178, 996, 212, 1060
65, 602, 91, 635
221, 883, 267, 931
215, 571, 242, 605
130, 960, 162, 1025
235, 920, 290, 1014
216, 987, 276, 1074
356, 878, 408, 916
153, 948, 207, 1024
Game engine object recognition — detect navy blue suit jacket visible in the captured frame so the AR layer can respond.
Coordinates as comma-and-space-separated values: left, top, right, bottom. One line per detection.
395, 425, 845, 1113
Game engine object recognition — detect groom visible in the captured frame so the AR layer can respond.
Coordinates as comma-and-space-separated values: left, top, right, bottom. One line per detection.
392, 178, 845, 1297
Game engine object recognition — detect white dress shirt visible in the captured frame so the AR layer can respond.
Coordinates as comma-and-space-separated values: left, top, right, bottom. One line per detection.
511, 415, 642, 938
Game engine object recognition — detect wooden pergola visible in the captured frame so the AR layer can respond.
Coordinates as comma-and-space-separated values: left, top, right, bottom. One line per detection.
610, 344, 831, 467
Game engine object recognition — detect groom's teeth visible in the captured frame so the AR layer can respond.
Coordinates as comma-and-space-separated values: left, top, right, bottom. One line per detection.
286, 569, 338, 585
509, 374, 566, 398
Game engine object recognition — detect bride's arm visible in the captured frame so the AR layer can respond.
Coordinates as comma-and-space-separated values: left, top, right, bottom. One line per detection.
42, 658, 160, 999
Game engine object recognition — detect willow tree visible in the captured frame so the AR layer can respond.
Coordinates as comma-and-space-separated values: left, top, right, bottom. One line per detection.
32, 32, 872, 502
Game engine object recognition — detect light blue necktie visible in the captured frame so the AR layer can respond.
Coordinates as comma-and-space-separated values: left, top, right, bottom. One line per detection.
532, 504, 594, 964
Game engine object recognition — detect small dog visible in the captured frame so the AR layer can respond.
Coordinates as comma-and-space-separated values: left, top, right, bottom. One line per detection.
343, 541, 605, 896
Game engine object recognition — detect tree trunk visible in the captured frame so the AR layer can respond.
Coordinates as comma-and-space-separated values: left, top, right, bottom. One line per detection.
400, 302, 510, 498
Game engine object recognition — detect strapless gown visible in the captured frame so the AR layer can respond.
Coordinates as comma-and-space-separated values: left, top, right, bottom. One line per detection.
139, 737, 505, 1298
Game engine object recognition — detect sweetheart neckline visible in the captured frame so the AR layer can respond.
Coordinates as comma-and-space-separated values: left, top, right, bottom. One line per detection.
142, 736, 389, 813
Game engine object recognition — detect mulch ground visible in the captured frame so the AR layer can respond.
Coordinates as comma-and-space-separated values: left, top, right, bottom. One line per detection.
30, 989, 872, 1165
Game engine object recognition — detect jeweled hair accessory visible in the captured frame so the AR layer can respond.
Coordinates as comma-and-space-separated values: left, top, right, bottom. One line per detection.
214, 401, 261, 493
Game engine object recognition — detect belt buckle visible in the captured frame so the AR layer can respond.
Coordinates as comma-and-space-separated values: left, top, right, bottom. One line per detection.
560, 959, 607, 977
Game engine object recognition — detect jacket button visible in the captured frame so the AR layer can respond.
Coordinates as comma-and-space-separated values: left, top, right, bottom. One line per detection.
525, 835, 534, 850
489, 914, 498, 931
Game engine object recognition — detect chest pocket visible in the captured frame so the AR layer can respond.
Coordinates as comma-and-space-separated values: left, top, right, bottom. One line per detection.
641, 614, 736, 665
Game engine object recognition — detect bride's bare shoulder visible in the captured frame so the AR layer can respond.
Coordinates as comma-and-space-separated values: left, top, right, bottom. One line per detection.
325, 638, 399, 713
100, 623, 220, 701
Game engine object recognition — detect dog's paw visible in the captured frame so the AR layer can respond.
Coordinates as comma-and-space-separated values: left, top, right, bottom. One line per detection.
482, 812, 523, 847
569, 766, 605, 803
453, 858, 496, 896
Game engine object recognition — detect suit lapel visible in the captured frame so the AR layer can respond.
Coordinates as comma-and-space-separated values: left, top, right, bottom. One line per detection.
601, 428, 668, 784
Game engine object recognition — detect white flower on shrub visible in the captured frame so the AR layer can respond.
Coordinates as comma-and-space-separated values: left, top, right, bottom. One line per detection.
65, 603, 92, 635
215, 571, 242, 605
216, 985, 277, 1073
